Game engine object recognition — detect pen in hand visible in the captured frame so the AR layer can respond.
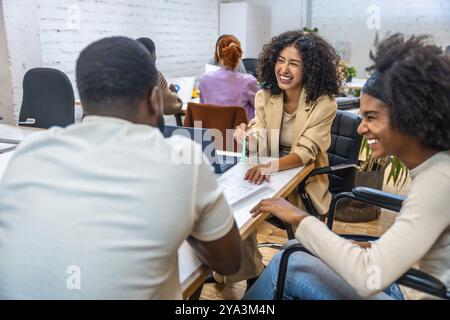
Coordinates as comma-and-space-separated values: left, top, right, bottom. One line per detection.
241, 137, 247, 162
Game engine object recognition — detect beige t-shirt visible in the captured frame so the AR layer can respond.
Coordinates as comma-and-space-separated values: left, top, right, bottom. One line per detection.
296, 151, 450, 299
279, 110, 297, 157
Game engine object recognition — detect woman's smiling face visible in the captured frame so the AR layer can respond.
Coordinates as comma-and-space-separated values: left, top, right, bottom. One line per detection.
274, 46, 303, 92
358, 93, 409, 159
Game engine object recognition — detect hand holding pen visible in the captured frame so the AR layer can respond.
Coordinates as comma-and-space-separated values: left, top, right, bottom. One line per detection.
234, 123, 253, 162
233, 123, 253, 144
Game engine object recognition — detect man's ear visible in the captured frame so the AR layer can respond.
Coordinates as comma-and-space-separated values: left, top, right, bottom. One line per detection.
148, 86, 165, 132
149, 86, 163, 117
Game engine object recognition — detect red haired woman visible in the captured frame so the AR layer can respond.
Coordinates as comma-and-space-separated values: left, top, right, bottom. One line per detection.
200, 35, 259, 120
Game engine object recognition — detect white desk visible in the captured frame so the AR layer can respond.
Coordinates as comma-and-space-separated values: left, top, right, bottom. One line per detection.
0, 125, 314, 299
0, 124, 39, 142
0, 151, 14, 176
180, 155, 313, 298
0, 125, 38, 176
178, 158, 312, 293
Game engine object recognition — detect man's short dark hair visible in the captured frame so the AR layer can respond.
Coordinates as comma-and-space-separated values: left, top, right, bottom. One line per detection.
367, 34, 450, 151
136, 37, 156, 56
76, 36, 157, 115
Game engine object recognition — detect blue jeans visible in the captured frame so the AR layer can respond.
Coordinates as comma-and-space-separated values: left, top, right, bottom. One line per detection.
244, 248, 403, 300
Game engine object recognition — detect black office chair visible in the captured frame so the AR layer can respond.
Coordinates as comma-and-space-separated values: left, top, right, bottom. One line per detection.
300, 110, 362, 216
274, 186, 450, 300
19, 67, 75, 129
336, 97, 360, 110
242, 58, 257, 77
261, 110, 363, 241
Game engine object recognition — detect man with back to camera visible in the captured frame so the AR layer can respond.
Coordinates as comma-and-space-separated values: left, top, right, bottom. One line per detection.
0, 36, 242, 299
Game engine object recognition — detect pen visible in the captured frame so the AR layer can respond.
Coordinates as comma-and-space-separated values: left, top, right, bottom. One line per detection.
241, 137, 247, 162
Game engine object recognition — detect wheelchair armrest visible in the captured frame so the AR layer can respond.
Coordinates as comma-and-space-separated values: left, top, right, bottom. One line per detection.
276, 245, 450, 300
352, 187, 405, 212
397, 268, 449, 299
340, 234, 379, 242
327, 188, 403, 230
275, 242, 312, 300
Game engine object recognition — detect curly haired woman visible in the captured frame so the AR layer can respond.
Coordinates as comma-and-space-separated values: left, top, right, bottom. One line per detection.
212, 30, 342, 288
246, 34, 450, 300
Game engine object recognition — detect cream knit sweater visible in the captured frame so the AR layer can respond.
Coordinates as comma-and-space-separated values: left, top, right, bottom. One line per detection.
296, 151, 450, 299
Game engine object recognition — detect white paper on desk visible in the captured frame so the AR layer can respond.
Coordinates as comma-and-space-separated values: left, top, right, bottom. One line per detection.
178, 241, 202, 283
0, 151, 14, 180
0, 124, 38, 142
217, 162, 268, 206
223, 164, 305, 229
0, 143, 17, 153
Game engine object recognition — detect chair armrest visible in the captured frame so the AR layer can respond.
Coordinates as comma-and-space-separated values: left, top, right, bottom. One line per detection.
275, 242, 311, 300
340, 234, 379, 242
327, 188, 403, 230
298, 164, 359, 218
308, 163, 358, 178
397, 268, 449, 299
274, 240, 450, 300
352, 187, 405, 211
299, 164, 358, 194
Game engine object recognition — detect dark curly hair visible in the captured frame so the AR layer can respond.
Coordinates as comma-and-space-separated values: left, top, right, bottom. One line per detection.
256, 30, 343, 104
367, 34, 450, 151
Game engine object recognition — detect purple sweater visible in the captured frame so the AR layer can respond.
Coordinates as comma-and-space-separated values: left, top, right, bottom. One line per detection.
199, 68, 259, 120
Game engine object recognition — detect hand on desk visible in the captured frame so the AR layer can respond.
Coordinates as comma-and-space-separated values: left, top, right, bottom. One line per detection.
244, 163, 273, 184
250, 198, 309, 229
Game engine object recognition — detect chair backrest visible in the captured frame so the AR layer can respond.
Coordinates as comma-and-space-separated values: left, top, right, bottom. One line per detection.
336, 97, 360, 110
328, 110, 362, 194
242, 58, 257, 77
19, 68, 75, 129
183, 102, 248, 152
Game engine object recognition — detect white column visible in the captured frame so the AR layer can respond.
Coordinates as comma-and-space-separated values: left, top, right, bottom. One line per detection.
0, 0, 42, 123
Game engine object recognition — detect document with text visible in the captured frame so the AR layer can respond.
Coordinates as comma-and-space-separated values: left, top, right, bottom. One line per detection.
217, 165, 268, 205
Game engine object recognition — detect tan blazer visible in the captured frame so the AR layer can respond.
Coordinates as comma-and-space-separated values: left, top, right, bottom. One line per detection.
249, 89, 337, 215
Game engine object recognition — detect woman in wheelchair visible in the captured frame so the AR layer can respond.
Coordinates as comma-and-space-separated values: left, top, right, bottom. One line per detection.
245, 34, 450, 300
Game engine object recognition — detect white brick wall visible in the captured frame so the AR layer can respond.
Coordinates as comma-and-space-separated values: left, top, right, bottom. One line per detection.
38, 0, 220, 96
252, 0, 306, 37
1, 0, 220, 122
0, 1, 15, 124
1, 0, 43, 123
219, 2, 270, 58
3, 0, 449, 122
245, 0, 450, 78
311, 0, 450, 77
